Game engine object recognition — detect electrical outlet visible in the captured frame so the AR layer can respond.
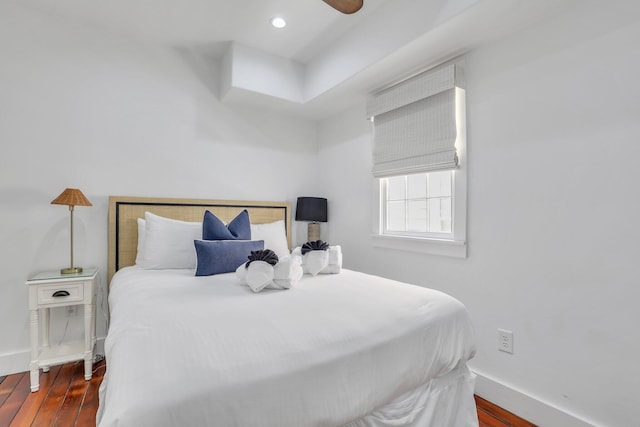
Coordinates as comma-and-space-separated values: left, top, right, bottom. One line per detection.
498, 329, 513, 354
66, 305, 78, 317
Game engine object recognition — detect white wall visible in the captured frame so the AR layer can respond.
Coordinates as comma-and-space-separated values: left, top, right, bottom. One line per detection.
318, 4, 640, 427
0, 3, 320, 374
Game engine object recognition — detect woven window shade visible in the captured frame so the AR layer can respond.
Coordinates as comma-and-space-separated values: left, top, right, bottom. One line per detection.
368, 64, 459, 177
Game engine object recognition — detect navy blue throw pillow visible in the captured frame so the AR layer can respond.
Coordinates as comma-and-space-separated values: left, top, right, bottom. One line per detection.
202, 209, 251, 240
194, 240, 264, 276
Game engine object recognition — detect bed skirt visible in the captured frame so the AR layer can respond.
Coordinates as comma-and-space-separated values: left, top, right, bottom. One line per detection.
347, 364, 478, 427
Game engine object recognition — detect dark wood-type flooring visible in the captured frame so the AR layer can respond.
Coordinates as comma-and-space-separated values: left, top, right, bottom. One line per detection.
475, 395, 537, 427
1, 361, 535, 426
0, 360, 105, 427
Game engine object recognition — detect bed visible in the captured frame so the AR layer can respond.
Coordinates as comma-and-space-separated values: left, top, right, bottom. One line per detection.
98, 196, 478, 427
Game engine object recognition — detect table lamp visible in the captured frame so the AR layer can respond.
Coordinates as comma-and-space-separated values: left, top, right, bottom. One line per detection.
51, 188, 92, 274
295, 197, 328, 242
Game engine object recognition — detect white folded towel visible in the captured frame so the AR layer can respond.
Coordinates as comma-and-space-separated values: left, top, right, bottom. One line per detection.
292, 245, 342, 276
272, 256, 303, 289
305, 250, 329, 276
235, 255, 303, 292
245, 261, 274, 292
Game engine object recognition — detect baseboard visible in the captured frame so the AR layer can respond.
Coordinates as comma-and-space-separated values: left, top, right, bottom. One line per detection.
0, 337, 106, 377
0, 349, 30, 377
473, 369, 596, 427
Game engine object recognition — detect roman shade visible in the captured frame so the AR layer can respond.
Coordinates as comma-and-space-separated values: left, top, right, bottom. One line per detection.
367, 63, 460, 177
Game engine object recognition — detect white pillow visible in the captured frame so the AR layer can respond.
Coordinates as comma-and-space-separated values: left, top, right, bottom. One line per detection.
139, 212, 201, 269
250, 220, 290, 259
135, 218, 146, 265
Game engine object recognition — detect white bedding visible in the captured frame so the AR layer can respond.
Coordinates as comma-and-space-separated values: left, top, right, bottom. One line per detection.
97, 267, 477, 427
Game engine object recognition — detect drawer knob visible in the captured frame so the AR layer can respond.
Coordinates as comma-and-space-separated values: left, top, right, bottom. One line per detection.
52, 290, 70, 297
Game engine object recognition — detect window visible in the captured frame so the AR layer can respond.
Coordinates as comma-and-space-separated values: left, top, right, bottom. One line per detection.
382, 170, 453, 237
368, 60, 466, 257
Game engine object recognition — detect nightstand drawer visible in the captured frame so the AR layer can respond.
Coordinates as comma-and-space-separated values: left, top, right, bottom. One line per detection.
37, 283, 84, 305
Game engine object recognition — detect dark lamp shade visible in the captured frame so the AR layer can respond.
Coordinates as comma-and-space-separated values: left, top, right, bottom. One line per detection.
295, 197, 327, 222
51, 188, 92, 207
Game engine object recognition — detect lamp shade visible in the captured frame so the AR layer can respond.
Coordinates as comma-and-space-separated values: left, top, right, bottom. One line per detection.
295, 197, 327, 222
51, 188, 92, 207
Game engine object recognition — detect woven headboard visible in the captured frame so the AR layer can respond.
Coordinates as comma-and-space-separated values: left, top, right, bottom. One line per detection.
107, 196, 291, 283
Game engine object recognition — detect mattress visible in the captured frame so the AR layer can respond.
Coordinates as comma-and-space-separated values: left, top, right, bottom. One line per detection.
97, 267, 477, 426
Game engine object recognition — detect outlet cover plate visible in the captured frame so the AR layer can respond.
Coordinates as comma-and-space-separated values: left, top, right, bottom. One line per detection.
498, 329, 513, 354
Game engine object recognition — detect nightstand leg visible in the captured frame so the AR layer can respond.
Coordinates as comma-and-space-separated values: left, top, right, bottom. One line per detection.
41, 308, 50, 372
29, 309, 39, 392
91, 296, 97, 349
84, 303, 93, 380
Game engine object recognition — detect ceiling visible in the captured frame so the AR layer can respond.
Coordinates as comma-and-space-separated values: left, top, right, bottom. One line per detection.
23, 0, 388, 62
20, 0, 577, 119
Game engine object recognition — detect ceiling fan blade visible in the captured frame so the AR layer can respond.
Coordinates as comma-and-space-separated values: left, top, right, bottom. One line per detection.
323, 0, 364, 14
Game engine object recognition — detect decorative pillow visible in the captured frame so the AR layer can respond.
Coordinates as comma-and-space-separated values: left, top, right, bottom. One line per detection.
250, 220, 290, 259
194, 240, 264, 276
202, 209, 251, 241
139, 212, 202, 269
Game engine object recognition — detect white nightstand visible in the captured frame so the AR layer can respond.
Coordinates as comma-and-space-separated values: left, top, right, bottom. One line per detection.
26, 268, 98, 392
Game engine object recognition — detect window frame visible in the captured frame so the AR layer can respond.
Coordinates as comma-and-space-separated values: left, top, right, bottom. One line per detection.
372, 86, 467, 258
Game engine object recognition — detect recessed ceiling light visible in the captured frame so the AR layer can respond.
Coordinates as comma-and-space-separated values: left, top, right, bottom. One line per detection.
271, 17, 287, 29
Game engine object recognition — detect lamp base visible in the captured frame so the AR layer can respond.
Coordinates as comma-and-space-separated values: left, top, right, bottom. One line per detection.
307, 223, 321, 242
61, 267, 83, 275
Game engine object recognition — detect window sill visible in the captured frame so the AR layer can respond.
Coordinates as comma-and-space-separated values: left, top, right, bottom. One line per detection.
371, 234, 467, 258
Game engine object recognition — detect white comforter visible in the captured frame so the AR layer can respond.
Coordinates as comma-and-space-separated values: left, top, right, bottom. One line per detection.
97, 267, 476, 427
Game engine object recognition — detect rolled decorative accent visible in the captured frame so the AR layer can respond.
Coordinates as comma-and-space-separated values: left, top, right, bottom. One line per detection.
245, 249, 279, 268
301, 240, 330, 255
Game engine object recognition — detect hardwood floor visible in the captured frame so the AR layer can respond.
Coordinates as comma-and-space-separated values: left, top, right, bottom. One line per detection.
475, 395, 537, 427
0, 360, 105, 427
1, 360, 534, 427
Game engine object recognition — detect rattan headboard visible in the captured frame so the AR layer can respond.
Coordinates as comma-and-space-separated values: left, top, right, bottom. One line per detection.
107, 196, 291, 283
